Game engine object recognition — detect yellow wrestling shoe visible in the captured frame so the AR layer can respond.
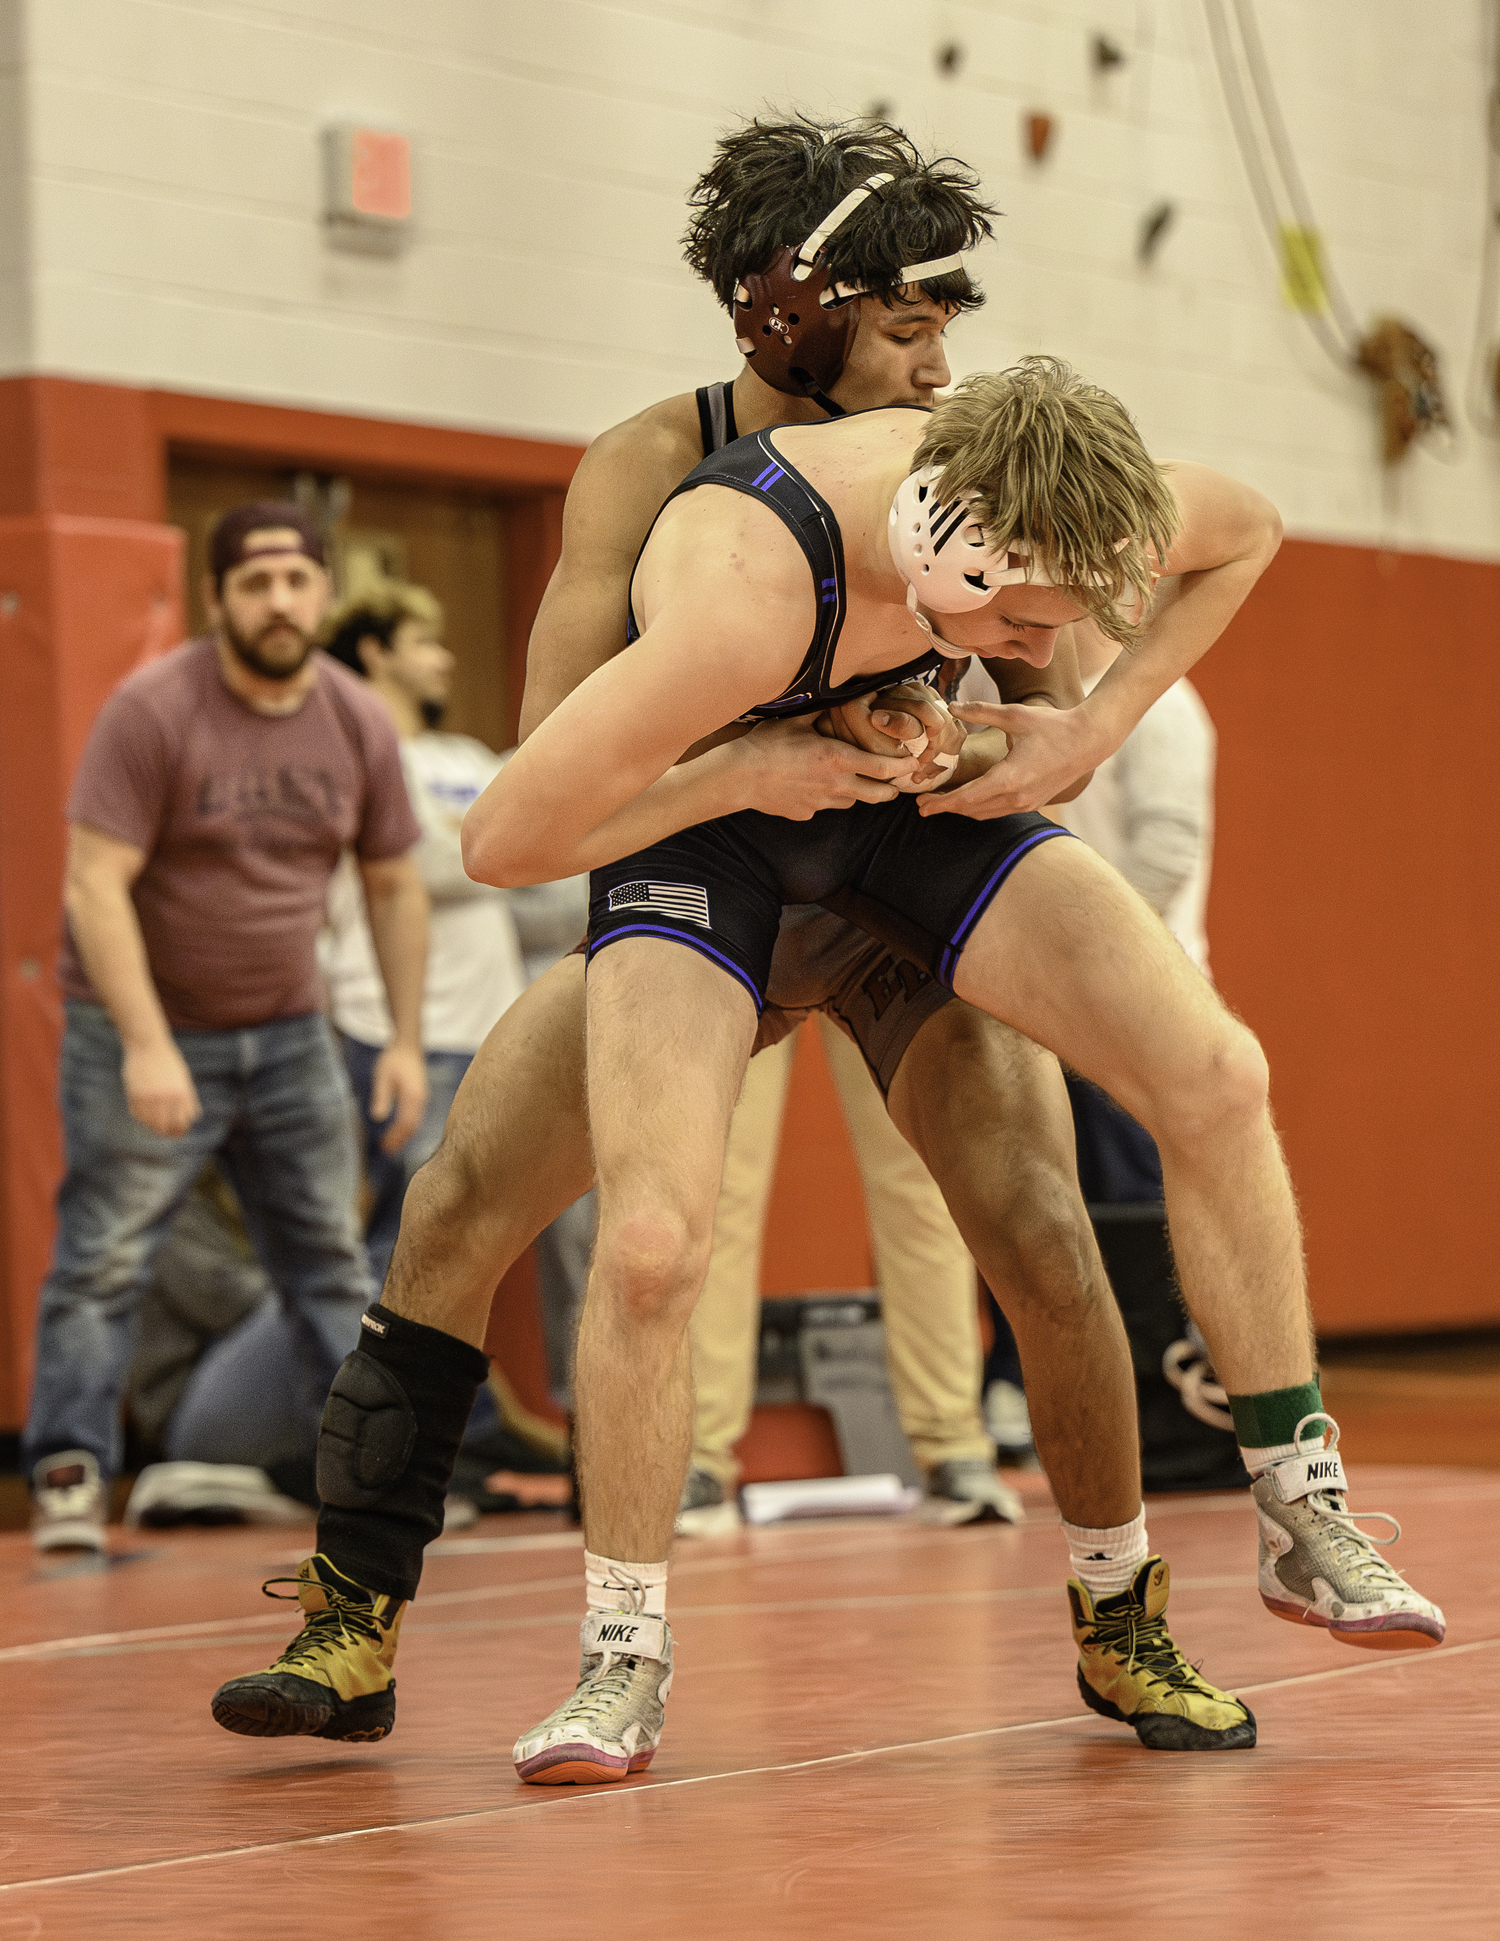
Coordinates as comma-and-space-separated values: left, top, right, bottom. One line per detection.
1070, 1556, 1256, 1751
210, 1553, 403, 1743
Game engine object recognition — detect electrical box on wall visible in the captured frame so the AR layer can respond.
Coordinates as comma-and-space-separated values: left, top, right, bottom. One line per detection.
323, 125, 412, 254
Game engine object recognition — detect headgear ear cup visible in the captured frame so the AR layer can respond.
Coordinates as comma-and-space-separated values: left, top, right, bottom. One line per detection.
733, 174, 970, 411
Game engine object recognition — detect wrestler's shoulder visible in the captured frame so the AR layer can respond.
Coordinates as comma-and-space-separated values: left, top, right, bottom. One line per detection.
580, 393, 704, 502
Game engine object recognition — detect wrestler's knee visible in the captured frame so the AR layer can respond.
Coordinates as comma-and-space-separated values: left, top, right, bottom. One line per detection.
977, 1159, 1102, 1320
594, 1205, 708, 1329
1146, 1018, 1270, 1155
398, 1133, 481, 1247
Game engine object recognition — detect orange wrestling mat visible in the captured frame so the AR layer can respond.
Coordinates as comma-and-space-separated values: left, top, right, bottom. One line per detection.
0, 1466, 1494, 1937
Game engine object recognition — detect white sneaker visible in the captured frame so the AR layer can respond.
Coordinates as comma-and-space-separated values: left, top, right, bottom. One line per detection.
123, 1462, 310, 1529
1253, 1413, 1445, 1650
31, 1450, 108, 1552
674, 1468, 743, 1538
983, 1379, 1035, 1458
513, 1611, 674, 1785
919, 1456, 1025, 1526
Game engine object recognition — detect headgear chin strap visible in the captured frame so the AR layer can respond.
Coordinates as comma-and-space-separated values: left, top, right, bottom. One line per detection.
733, 176, 970, 415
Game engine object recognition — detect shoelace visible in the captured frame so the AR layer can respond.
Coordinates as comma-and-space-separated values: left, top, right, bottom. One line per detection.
1303, 1496, 1411, 1588
553, 1652, 652, 1727
1085, 1605, 1212, 1696
260, 1575, 388, 1666
1289, 1413, 1410, 1590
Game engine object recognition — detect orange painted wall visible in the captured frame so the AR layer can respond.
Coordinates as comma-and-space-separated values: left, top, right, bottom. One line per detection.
1190, 539, 1500, 1336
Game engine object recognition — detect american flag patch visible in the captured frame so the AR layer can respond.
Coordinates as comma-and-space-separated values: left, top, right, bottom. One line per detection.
607, 881, 711, 928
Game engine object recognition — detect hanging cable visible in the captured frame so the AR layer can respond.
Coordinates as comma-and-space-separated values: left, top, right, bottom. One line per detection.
1203, 0, 1352, 373
1205, 0, 1452, 461
1466, 0, 1500, 434
1229, 0, 1365, 350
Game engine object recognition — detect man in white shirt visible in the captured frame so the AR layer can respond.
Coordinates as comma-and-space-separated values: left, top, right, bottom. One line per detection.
320, 585, 528, 1285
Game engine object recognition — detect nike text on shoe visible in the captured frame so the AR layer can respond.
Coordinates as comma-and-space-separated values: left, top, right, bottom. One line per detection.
513, 1611, 674, 1785
1071, 1556, 1257, 1752
31, 1450, 108, 1553
918, 1456, 1024, 1527
210, 1553, 403, 1742
1253, 1413, 1445, 1651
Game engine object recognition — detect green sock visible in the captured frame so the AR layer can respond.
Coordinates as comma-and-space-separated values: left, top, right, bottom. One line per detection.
1227, 1379, 1323, 1453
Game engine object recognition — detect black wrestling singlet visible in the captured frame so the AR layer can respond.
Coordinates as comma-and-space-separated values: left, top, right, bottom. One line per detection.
628, 402, 944, 722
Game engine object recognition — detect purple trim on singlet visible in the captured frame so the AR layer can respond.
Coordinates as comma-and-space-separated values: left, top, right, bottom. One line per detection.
587, 922, 764, 1011
936, 826, 1074, 987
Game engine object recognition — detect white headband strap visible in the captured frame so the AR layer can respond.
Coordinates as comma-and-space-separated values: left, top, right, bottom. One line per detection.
795, 178, 973, 297
897, 250, 967, 282
791, 173, 894, 278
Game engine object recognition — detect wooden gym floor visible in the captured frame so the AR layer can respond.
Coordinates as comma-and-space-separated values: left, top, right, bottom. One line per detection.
1, 1448, 1497, 1938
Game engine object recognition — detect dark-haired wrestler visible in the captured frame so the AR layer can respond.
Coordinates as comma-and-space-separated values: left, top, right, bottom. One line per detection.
213, 117, 1272, 1767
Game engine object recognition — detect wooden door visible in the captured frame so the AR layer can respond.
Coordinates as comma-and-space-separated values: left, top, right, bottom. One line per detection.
168, 457, 511, 750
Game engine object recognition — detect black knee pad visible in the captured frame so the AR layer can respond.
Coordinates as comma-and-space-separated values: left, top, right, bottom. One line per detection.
315, 1304, 491, 1603
317, 1352, 419, 1509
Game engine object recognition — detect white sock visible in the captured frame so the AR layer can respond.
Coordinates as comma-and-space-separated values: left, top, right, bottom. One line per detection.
1063, 1507, 1149, 1598
585, 1550, 668, 1619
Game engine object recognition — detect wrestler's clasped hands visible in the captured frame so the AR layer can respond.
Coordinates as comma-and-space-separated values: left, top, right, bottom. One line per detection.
919, 698, 1101, 819
815, 682, 968, 794
733, 709, 919, 819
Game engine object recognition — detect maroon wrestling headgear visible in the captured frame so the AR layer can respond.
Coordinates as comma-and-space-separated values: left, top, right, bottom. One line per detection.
209, 501, 326, 587
732, 173, 969, 414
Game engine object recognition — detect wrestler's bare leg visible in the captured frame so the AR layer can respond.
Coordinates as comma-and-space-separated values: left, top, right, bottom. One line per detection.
382, 956, 595, 1349
951, 838, 1314, 1393
574, 941, 756, 1561
887, 1004, 1141, 1529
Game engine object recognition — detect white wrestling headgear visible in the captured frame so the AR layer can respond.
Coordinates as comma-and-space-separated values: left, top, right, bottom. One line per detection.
887, 466, 1134, 652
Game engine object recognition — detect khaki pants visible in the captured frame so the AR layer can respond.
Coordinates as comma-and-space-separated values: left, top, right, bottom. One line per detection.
688, 1017, 990, 1484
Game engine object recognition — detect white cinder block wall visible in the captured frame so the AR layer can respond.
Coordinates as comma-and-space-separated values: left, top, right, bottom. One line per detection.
0, 0, 1493, 557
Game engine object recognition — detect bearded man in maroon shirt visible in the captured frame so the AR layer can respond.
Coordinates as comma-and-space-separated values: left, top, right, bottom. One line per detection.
25, 503, 430, 1553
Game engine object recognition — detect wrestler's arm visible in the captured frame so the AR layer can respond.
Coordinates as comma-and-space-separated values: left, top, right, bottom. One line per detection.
928, 463, 1280, 818
465, 532, 905, 885
518, 417, 915, 821
949, 624, 1093, 800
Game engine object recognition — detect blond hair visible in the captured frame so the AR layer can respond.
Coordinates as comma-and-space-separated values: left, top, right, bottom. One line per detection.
321, 581, 444, 675
912, 357, 1177, 641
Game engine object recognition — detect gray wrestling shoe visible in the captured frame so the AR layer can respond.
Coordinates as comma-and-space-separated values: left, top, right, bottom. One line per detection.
674, 1468, 743, 1538
1253, 1413, 1445, 1650
31, 1450, 108, 1553
919, 1456, 1025, 1526
513, 1610, 674, 1784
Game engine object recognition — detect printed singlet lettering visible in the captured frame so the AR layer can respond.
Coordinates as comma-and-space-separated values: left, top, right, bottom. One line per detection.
860, 955, 933, 1022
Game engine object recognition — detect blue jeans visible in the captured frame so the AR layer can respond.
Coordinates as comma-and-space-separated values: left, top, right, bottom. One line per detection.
23, 1003, 374, 1479
340, 1038, 472, 1292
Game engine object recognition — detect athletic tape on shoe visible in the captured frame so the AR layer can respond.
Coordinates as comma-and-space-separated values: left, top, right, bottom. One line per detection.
316, 1350, 419, 1508
1264, 1447, 1348, 1504
583, 1610, 669, 1661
